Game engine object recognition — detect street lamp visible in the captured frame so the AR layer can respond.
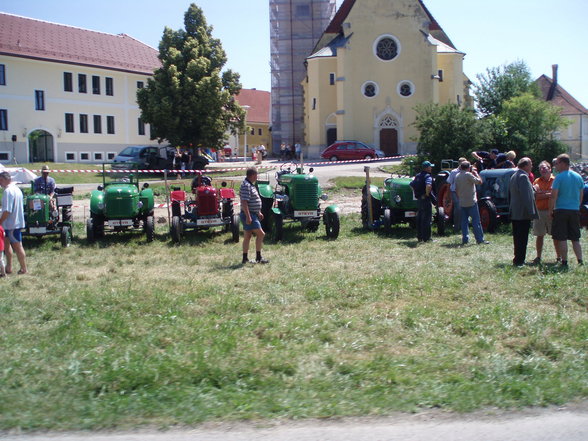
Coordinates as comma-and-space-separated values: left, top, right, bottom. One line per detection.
242, 105, 250, 162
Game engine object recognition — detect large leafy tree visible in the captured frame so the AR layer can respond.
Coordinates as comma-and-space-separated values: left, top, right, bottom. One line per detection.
137, 3, 244, 148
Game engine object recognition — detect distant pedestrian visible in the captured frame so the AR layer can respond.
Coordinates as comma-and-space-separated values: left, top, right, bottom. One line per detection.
531, 161, 557, 264
454, 161, 489, 245
446, 157, 466, 232
549, 154, 584, 267
0, 171, 27, 275
295, 143, 301, 160
509, 157, 538, 267
240, 167, 268, 264
410, 161, 434, 243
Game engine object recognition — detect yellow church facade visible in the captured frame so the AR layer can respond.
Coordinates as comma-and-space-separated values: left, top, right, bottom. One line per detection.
302, 0, 471, 158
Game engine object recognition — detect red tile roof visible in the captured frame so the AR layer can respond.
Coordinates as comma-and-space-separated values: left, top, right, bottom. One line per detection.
0, 12, 160, 75
235, 89, 271, 124
536, 74, 588, 116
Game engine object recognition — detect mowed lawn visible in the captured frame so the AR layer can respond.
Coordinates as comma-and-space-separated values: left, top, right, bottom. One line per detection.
0, 216, 587, 431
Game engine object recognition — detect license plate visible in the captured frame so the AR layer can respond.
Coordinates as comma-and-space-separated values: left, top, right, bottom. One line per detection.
197, 218, 222, 226
108, 219, 133, 227
294, 210, 316, 217
29, 227, 47, 234
404, 211, 417, 218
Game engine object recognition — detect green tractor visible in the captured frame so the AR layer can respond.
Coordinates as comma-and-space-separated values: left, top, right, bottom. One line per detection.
361, 167, 447, 234
86, 168, 155, 242
258, 163, 340, 241
23, 185, 74, 247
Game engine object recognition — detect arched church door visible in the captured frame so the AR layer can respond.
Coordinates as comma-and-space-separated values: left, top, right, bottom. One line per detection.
379, 114, 398, 156
29, 130, 54, 162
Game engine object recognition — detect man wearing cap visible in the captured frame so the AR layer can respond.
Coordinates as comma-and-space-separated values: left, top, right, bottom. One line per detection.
33, 165, 57, 212
410, 161, 434, 242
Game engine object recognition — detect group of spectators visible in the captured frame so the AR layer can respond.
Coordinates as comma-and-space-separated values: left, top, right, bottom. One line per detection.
279, 143, 301, 161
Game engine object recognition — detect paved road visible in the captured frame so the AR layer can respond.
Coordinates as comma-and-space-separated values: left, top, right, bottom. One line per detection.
3, 404, 587, 441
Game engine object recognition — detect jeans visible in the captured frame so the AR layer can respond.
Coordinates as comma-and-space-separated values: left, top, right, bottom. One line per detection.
512, 219, 531, 265
451, 191, 461, 232
460, 203, 484, 244
416, 198, 432, 241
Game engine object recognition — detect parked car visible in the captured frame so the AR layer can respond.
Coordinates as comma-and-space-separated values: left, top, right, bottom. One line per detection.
320, 141, 385, 161
111, 145, 208, 171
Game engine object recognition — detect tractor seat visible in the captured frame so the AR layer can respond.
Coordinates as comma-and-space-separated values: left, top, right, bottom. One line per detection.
55, 186, 74, 195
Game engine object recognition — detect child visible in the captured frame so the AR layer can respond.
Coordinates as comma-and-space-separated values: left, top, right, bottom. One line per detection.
0, 225, 5, 277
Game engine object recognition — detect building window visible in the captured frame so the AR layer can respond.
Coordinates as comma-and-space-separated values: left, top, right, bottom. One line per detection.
107, 152, 116, 161
35, 90, 45, 111
138, 118, 145, 135
80, 114, 88, 133
94, 152, 103, 161
93, 115, 102, 133
438, 69, 444, 82
65, 152, 77, 162
329, 73, 335, 86
0, 152, 9, 161
78, 74, 87, 93
312, 98, 316, 110
63, 72, 73, 91
107, 116, 115, 134
397, 80, 414, 97
250, 128, 255, 135
92, 75, 100, 94
0, 64, 5, 85
80, 152, 90, 161
137, 81, 144, 89
65, 113, 74, 132
258, 128, 262, 136
0, 109, 7, 130
362, 81, 379, 98
105, 77, 114, 96
374, 34, 400, 62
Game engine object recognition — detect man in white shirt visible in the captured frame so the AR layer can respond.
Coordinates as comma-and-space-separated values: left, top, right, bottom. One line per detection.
0, 171, 27, 274
446, 157, 466, 232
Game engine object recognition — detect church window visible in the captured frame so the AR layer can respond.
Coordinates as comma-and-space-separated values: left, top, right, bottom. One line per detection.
397, 81, 414, 97
362, 81, 379, 98
374, 35, 400, 61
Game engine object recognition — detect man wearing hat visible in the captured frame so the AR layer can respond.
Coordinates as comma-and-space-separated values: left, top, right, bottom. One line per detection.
410, 161, 435, 242
34, 165, 57, 212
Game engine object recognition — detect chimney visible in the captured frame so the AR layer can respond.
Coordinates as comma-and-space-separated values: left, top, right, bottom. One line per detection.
547, 64, 558, 101
552, 64, 558, 86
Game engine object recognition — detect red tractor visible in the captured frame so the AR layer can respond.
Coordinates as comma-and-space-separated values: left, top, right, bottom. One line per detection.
169, 175, 240, 244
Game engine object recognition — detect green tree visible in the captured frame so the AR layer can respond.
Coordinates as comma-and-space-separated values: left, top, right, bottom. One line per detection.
137, 3, 244, 148
414, 103, 485, 169
474, 60, 539, 116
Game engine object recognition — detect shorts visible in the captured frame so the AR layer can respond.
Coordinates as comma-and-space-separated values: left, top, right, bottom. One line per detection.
6, 229, 23, 244
240, 212, 262, 231
552, 209, 581, 241
532, 210, 552, 236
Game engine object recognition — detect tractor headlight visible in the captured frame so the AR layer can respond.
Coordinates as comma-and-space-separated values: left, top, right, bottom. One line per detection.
395, 195, 402, 203
97, 203, 105, 210
138, 201, 144, 209
320, 194, 328, 201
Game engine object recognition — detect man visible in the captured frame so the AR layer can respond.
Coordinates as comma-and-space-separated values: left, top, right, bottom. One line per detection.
446, 157, 466, 232
0, 171, 27, 275
454, 161, 489, 245
509, 157, 538, 267
549, 154, 584, 267
240, 167, 268, 264
472, 149, 499, 170
410, 161, 434, 243
33, 164, 57, 212
532, 161, 557, 264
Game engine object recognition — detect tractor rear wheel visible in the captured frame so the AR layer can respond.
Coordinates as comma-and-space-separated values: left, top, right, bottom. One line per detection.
324, 210, 340, 239
231, 214, 240, 243
436, 206, 446, 236
383, 208, 392, 232
171, 216, 182, 244
60, 226, 72, 247
479, 199, 498, 233
271, 212, 284, 242
145, 216, 155, 242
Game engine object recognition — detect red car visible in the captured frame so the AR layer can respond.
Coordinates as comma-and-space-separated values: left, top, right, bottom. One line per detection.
320, 141, 385, 161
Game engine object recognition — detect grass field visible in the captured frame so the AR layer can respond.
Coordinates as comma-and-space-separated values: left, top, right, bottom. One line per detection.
0, 216, 587, 431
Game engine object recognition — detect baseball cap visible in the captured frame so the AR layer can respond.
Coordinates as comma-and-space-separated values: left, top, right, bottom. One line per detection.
422, 161, 435, 168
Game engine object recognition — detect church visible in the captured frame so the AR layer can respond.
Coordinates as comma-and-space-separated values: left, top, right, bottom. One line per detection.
302, 0, 472, 158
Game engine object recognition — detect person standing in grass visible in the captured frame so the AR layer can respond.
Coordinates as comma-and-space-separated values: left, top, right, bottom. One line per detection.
532, 161, 558, 264
410, 161, 434, 243
0, 171, 27, 275
446, 157, 466, 232
549, 153, 584, 267
454, 161, 489, 245
509, 157, 538, 267
240, 167, 268, 264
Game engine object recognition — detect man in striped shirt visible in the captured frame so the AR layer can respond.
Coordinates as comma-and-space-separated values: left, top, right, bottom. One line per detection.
240, 168, 269, 264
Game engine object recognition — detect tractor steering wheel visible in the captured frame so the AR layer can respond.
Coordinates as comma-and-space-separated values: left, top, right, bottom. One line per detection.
280, 162, 295, 172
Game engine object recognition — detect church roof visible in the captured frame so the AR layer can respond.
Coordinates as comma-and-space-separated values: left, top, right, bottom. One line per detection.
0, 12, 160, 75
316, 0, 457, 53
536, 74, 588, 116
235, 89, 271, 124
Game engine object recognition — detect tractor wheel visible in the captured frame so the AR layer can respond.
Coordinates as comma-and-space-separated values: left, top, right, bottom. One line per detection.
145, 216, 155, 242
86, 218, 95, 243
231, 214, 240, 243
223, 202, 234, 232
171, 201, 182, 218
261, 198, 273, 231
60, 226, 72, 247
478, 199, 498, 233
171, 216, 182, 244
271, 212, 284, 242
437, 183, 453, 223
436, 206, 446, 236
62, 206, 73, 223
383, 208, 393, 232
324, 210, 340, 239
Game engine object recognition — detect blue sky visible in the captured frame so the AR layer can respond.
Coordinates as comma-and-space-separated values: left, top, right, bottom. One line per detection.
1, 0, 587, 107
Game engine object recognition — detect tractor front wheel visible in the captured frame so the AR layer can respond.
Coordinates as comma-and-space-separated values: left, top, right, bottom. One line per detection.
171, 216, 182, 244
145, 216, 155, 242
271, 212, 284, 242
60, 226, 72, 247
383, 208, 392, 232
86, 218, 95, 243
436, 206, 446, 236
324, 211, 340, 239
478, 199, 498, 233
231, 214, 240, 243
